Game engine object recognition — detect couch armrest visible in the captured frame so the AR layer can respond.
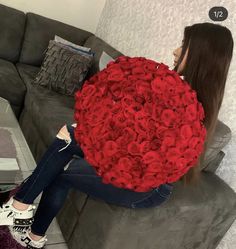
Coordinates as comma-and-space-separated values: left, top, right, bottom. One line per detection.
201, 119, 232, 171
203, 150, 225, 173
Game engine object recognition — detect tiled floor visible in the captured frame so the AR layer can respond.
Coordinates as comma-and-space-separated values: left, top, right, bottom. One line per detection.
22, 171, 69, 249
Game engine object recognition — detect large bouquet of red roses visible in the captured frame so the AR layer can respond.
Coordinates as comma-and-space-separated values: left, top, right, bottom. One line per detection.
74, 56, 207, 192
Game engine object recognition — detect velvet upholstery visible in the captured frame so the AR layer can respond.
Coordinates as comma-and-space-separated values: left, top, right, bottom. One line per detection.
17, 64, 74, 147
0, 4, 26, 63
0, 3, 235, 249
84, 36, 123, 79
58, 172, 236, 249
19, 13, 93, 66
0, 59, 26, 118
201, 120, 232, 170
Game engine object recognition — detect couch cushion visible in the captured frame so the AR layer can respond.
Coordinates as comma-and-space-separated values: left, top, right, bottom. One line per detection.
0, 59, 26, 112
83, 36, 123, 78
0, 4, 26, 62
19, 13, 93, 66
16, 63, 75, 146
16, 63, 40, 89
58, 172, 236, 249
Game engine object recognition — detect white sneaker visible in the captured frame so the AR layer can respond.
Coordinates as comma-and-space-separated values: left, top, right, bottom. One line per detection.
0, 196, 36, 226
9, 226, 48, 248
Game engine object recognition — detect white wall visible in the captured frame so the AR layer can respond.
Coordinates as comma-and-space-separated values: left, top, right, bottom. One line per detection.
96, 1, 236, 248
0, 0, 106, 33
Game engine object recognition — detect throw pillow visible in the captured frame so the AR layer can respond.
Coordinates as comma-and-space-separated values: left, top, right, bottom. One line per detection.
99, 51, 115, 71
54, 35, 91, 52
33, 40, 94, 96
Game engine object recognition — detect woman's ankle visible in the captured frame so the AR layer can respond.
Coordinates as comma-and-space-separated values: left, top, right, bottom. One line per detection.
12, 198, 30, 211
29, 231, 44, 241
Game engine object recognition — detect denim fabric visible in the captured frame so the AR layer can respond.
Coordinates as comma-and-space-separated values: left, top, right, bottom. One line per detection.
13, 124, 173, 236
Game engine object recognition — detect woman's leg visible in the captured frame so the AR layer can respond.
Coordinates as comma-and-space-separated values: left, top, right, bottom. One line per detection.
0, 124, 83, 227
29, 173, 72, 239
13, 124, 84, 206
27, 157, 160, 239
12, 125, 73, 211
15, 125, 172, 240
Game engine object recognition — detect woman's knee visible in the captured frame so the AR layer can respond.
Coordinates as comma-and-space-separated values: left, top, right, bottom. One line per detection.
56, 125, 71, 140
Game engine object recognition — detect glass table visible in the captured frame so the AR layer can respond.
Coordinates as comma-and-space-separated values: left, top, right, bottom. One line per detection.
0, 97, 36, 192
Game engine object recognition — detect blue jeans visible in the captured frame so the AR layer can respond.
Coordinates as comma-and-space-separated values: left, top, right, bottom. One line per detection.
13, 124, 173, 236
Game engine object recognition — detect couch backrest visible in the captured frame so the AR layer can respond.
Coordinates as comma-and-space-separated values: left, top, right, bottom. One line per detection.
84, 36, 123, 78
0, 4, 26, 63
19, 13, 93, 66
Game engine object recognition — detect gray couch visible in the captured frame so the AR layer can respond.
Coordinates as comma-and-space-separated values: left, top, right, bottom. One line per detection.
0, 4, 235, 249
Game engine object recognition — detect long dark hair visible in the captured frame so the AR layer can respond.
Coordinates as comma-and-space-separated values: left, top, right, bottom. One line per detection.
173, 22, 234, 186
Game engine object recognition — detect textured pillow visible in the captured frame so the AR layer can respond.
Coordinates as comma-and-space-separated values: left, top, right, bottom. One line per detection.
54, 35, 91, 52
33, 40, 94, 95
200, 119, 232, 172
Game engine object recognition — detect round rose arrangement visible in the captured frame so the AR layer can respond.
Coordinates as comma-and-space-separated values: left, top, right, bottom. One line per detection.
74, 56, 207, 192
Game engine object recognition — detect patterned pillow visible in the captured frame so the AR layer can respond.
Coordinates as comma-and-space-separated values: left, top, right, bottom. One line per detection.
54, 35, 91, 52
33, 40, 94, 96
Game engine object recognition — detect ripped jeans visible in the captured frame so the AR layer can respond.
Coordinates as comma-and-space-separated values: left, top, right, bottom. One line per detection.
13, 124, 173, 236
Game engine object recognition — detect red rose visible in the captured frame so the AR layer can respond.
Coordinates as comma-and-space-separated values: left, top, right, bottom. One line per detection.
145, 162, 163, 173
110, 84, 123, 98
166, 147, 181, 162
132, 67, 146, 75
107, 69, 124, 82
138, 73, 153, 81
143, 151, 162, 164
127, 141, 142, 156
185, 104, 198, 121
176, 137, 189, 153
136, 80, 151, 94
122, 127, 137, 143
160, 109, 176, 127
181, 91, 197, 105
120, 61, 134, 70
121, 95, 135, 108
180, 124, 193, 139
117, 157, 134, 171
144, 60, 158, 71
134, 118, 147, 135
81, 84, 97, 98
151, 77, 166, 94
113, 112, 127, 127
123, 108, 135, 120
86, 105, 110, 127
197, 102, 205, 120
123, 86, 137, 96
103, 140, 119, 156
162, 136, 175, 147
183, 148, 199, 161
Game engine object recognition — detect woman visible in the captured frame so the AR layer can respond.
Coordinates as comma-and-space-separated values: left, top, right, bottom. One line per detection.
0, 22, 234, 249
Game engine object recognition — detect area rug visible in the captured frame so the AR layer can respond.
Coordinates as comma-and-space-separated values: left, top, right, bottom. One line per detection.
0, 226, 25, 249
